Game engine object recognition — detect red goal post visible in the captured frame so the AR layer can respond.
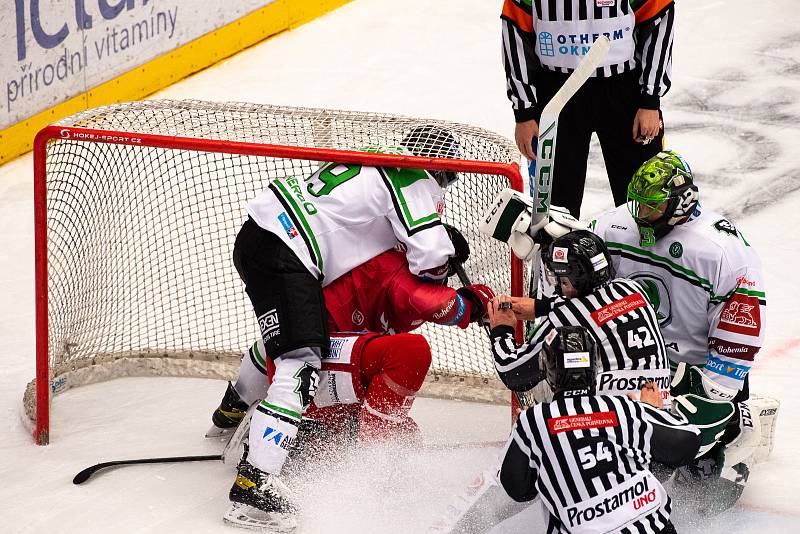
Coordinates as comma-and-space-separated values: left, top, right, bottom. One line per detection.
26, 100, 525, 445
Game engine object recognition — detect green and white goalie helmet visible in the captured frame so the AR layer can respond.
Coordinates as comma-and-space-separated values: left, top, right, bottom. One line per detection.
627, 150, 699, 246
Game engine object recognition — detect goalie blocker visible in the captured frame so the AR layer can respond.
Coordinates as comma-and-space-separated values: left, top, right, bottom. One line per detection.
479, 188, 585, 262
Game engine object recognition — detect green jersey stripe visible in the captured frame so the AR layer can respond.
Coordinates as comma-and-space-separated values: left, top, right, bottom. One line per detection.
608, 242, 716, 295
259, 400, 302, 421
272, 180, 324, 272
380, 167, 441, 231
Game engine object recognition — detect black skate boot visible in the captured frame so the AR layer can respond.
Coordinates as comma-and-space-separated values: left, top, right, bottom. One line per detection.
224, 451, 298, 532
207, 382, 248, 437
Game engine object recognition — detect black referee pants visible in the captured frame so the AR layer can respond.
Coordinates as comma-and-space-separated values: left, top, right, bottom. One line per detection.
534, 69, 664, 218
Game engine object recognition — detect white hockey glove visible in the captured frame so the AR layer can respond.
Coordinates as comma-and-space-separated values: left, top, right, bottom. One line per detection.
479, 188, 586, 261
478, 188, 536, 261
529, 205, 587, 248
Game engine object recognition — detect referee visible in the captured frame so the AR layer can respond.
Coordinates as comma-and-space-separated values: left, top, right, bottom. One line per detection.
501, 0, 675, 217
497, 325, 699, 533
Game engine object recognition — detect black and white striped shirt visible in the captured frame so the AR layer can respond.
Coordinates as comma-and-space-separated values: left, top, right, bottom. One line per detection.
492, 279, 670, 401
499, 394, 700, 533
501, 0, 675, 120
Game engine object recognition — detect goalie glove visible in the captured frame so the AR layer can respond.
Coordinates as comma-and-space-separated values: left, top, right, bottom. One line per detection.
671, 362, 739, 402
478, 188, 586, 261
672, 393, 736, 458
529, 205, 587, 248
478, 188, 536, 261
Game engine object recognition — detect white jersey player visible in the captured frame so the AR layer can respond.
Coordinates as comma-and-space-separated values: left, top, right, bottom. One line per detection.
591, 150, 766, 515
226, 125, 460, 531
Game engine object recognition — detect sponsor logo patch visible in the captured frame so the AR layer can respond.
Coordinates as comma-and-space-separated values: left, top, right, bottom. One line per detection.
548, 411, 619, 434
257, 308, 280, 342
590, 252, 608, 272
591, 293, 647, 326
262, 426, 294, 450
552, 246, 569, 263
351, 309, 364, 325
719, 293, 761, 335
564, 351, 591, 369
277, 211, 299, 239
433, 298, 457, 320
669, 241, 683, 258
328, 338, 347, 359
760, 408, 777, 417
565, 472, 658, 529
709, 337, 758, 361
705, 354, 749, 381
714, 219, 739, 237
736, 276, 756, 287
596, 0, 614, 6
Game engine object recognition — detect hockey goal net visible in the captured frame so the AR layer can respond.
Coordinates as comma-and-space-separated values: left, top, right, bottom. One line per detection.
25, 100, 525, 445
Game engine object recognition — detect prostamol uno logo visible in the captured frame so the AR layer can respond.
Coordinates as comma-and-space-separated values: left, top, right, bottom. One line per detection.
598, 373, 671, 392
566, 475, 655, 528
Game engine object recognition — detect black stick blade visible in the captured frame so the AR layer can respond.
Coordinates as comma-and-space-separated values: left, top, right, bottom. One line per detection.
73, 454, 222, 485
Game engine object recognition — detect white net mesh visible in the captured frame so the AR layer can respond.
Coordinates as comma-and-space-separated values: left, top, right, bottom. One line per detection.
26, 100, 523, 429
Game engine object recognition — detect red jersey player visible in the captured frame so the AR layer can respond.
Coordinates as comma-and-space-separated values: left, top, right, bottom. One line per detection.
210, 245, 495, 444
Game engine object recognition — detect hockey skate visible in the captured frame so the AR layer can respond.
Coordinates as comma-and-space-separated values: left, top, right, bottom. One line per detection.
224, 455, 298, 532
207, 382, 249, 438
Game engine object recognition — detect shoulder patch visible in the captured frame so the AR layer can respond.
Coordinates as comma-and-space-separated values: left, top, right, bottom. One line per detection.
713, 219, 739, 237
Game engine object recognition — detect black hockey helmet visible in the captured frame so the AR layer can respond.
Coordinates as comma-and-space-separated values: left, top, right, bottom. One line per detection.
547, 230, 614, 297
627, 150, 699, 247
541, 325, 598, 397
401, 125, 460, 188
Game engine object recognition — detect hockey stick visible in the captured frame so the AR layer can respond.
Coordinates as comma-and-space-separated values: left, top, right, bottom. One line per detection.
73, 454, 222, 484
527, 36, 611, 302
72, 440, 504, 485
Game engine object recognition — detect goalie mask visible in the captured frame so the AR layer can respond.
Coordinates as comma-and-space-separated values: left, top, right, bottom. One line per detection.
541, 325, 598, 397
627, 150, 699, 247
547, 230, 614, 298
401, 125, 460, 188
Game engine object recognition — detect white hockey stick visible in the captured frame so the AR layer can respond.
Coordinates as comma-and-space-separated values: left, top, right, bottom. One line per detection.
532, 35, 611, 222
528, 36, 611, 301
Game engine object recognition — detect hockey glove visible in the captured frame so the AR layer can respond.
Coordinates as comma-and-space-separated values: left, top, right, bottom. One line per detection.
456, 284, 496, 326
478, 189, 586, 262
672, 393, 736, 458
529, 205, 587, 248
671, 362, 739, 402
444, 223, 471, 277
478, 188, 537, 261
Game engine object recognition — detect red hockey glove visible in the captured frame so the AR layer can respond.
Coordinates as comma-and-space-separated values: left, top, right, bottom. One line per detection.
456, 284, 496, 325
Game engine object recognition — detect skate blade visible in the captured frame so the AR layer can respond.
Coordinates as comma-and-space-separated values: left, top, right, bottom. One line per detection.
223, 502, 297, 532
206, 424, 235, 439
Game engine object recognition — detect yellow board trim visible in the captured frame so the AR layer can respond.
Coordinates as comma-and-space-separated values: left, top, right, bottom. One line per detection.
0, 0, 352, 164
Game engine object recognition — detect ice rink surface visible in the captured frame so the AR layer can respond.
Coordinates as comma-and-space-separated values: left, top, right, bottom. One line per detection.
1, 0, 799, 532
